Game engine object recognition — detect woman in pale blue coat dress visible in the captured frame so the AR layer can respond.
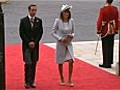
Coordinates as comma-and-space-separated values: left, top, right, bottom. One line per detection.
52, 4, 75, 87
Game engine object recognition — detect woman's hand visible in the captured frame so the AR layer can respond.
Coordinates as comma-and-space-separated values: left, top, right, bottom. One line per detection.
67, 34, 74, 39
60, 38, 68, 44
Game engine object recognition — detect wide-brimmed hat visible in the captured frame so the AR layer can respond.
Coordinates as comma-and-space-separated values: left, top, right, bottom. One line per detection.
61, 4, 72, 12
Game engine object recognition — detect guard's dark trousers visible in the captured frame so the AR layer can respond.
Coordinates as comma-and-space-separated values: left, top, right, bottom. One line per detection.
101, 35, 114, 66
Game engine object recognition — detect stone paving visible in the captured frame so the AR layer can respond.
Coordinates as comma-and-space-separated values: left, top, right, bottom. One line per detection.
45, 40, 119, 75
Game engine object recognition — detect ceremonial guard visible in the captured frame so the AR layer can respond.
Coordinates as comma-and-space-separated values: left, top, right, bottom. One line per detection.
97, 0, 119, 68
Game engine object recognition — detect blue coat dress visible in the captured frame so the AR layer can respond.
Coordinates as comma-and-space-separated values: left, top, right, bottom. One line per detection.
52, 18, 75, 64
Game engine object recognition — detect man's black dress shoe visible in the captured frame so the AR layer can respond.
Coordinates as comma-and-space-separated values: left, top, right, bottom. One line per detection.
99, 64, 111, 68
24, 83, 30, 89
30, 83, 36, 88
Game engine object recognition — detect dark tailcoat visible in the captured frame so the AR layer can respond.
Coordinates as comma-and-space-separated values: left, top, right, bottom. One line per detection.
19, 16, 43, 62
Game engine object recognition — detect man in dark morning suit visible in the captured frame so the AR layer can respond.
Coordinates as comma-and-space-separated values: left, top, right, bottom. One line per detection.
19, 4, 43, 88
97, 0, 119, 68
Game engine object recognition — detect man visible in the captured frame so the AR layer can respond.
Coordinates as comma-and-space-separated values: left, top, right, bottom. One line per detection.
19, 4, 43, 88
97, 0, 119, 68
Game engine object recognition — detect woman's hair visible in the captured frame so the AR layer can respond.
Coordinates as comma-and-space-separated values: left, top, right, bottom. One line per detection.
106, 0, 113, 4
60, 9, 71, 21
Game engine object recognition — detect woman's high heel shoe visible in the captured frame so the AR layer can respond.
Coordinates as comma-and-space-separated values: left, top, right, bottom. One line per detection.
68, 81, 74, 87
60, 80, 65, 86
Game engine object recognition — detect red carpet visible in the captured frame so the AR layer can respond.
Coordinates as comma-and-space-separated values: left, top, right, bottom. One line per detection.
6, 44, 120, 90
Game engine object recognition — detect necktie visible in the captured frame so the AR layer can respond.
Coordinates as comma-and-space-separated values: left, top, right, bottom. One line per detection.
30, 17, 34, 27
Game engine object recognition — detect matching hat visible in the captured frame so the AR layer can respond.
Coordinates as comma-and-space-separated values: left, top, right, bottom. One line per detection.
61, 4, 72, 12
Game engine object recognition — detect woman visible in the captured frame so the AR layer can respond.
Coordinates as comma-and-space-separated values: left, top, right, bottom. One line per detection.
52, 4, 75, 87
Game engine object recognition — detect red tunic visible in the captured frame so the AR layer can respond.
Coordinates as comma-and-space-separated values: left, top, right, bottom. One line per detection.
97, 5, 119, 38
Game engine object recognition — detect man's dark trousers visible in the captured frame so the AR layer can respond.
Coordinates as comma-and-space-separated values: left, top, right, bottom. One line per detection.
24, 48, 37, 85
